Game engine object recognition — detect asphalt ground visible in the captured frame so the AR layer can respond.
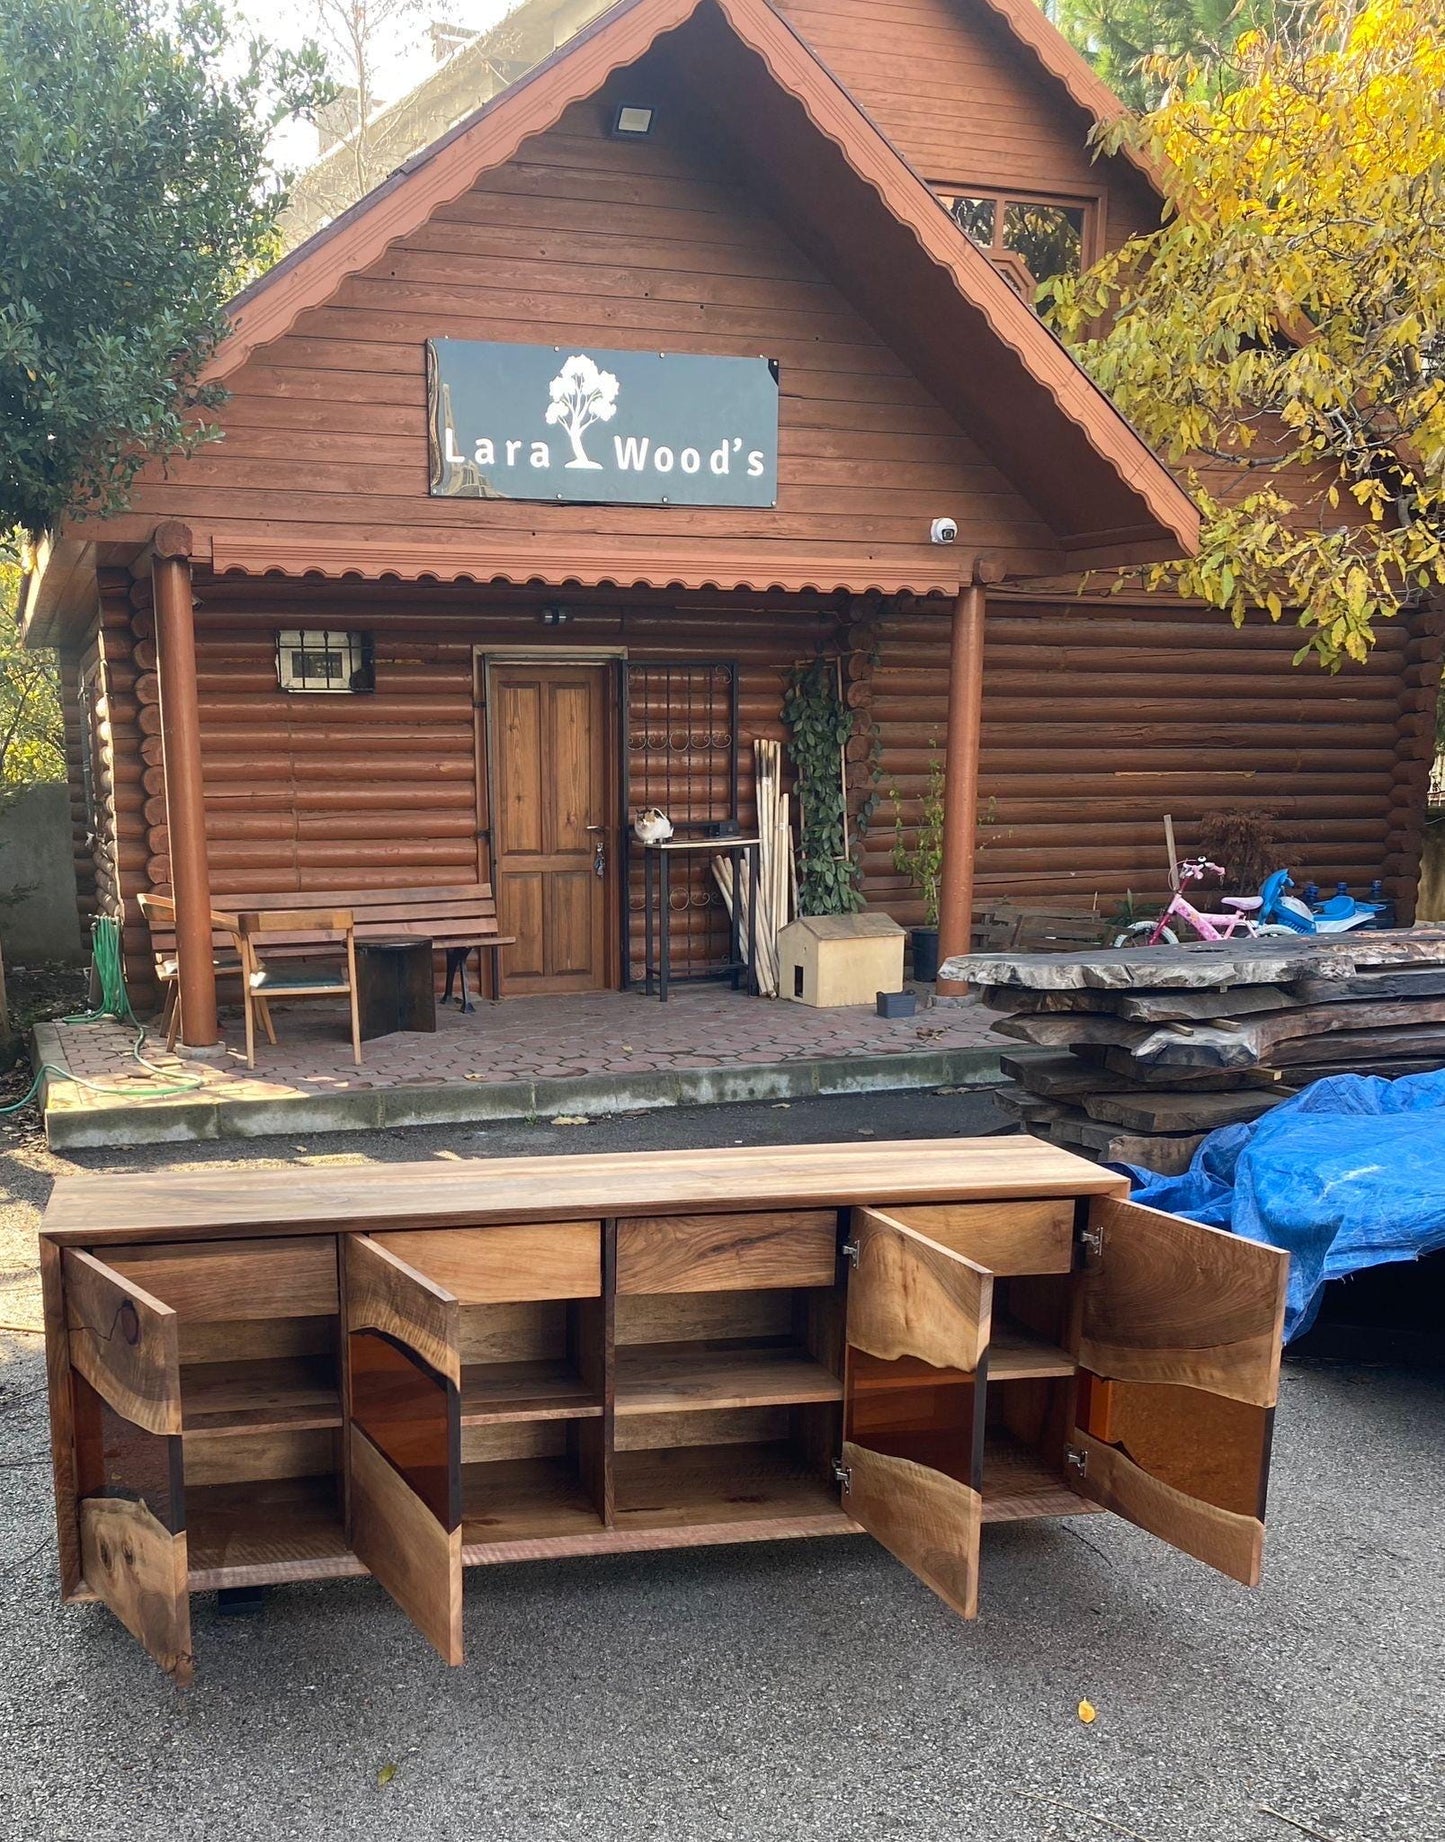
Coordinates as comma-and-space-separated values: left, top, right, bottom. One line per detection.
0, 1088, 1439, 1842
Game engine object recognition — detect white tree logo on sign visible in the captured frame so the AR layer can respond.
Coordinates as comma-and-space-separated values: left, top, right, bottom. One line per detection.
544, 353, 620, 469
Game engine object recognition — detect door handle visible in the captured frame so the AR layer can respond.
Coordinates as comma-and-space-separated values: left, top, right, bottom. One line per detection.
587, 826, 607, 878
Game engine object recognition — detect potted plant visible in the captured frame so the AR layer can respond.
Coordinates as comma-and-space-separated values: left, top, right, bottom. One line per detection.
890, 754, 1000, 981
890, 755, 945, 980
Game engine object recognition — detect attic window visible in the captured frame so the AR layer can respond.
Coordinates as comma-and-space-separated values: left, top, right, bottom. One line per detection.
937, 190, 1090, 287
277, 629, 375, 693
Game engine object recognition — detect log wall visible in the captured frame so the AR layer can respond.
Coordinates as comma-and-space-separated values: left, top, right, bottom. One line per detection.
87, 576, 1440, 1005
115, 576, 836, 997
868, 595, 1444, 927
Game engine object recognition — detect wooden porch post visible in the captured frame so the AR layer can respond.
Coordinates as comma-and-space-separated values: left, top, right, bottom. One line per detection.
935, 570, 994, 996
151, 523, 219, 1049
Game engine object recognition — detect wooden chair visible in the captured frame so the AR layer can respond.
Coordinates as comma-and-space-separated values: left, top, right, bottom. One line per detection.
224, 908, 363, 1070
136, 892, 260, 1052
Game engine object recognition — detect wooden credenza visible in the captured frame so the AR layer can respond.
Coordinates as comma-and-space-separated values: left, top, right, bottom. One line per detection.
38, 1139, 1289, 1683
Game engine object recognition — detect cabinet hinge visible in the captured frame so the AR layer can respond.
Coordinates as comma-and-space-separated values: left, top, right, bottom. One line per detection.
1077, 1222, 1104, 1260
833, 1458, 852, 1492
1065, 1445, 1088, 1477
841, 1239, 859, 1268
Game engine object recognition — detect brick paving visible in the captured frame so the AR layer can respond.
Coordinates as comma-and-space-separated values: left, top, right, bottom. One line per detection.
42, 984, 1005, 1113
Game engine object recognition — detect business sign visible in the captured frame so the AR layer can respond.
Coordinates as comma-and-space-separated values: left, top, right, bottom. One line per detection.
427, 339, 779, 508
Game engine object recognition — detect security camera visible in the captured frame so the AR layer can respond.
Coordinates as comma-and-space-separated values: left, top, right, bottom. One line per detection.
929, 517, 959, 545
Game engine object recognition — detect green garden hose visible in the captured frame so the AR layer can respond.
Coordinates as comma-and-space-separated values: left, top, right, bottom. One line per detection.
0, 915, 205, 1115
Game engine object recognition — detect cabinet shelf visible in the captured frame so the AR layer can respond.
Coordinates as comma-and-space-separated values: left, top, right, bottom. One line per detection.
615, 1442, 850, 1534
186, 1476, 357, 1588
981, 1431, 1100, 1523
460, 1359, 603, 1425
180, 1357, 342, 1437
988, 1321, 1075, 1382
616, 1343, 842, 1415
460, 1456, 604, 1549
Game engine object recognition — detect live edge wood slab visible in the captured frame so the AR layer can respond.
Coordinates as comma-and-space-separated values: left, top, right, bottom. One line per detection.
39, 1138, 1289, 1684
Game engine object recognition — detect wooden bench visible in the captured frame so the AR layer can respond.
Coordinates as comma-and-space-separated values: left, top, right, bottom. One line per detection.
138, 884, 514, 1042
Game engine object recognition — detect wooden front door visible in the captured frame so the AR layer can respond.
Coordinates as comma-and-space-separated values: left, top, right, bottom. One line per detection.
487, 661, 617, 993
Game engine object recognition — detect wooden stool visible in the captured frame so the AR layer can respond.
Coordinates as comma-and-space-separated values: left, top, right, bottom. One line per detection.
356, 936, 436, 1040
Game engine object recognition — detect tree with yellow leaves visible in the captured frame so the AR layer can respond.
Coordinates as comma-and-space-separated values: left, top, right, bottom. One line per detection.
1044, 0, 1445, 666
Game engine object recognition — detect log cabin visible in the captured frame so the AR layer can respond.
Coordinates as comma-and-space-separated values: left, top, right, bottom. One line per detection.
19, 0, 1442, 1047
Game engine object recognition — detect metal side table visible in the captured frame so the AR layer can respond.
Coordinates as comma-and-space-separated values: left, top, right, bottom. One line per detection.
641, 836, 761, 1001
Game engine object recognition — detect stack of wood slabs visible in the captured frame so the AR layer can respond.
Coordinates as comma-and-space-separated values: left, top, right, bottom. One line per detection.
938, 930, 1445, 1174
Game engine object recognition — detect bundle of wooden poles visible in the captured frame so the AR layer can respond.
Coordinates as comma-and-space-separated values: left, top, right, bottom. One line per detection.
941, 929, 1445, 1174
713, 738, 796, 997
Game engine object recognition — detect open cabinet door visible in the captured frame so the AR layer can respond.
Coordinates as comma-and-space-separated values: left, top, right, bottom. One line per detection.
61, 1248, 193, 1684
344, 1236, 463, 1664
840, 1208, 993, 1620
1072, 1197, 1289, 1587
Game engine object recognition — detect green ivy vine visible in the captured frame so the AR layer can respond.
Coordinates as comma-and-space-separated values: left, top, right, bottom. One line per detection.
782, 654, 864, 915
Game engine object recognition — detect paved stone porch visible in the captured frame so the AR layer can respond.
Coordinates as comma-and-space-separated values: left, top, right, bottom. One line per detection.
36, 984, 1007, 1147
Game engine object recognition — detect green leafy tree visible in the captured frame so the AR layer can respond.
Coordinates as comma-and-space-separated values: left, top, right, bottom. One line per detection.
0, 0, 329, 540
1045, 0, 1445, 667
0, 566, 63, 782
1052, 0, 1284, 110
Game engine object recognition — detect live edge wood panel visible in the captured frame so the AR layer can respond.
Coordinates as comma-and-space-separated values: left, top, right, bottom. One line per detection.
39, 1140, 1290, 1681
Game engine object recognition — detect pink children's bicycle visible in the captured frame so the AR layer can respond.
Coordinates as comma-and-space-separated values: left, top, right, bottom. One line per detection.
1112, 857, 1292, 947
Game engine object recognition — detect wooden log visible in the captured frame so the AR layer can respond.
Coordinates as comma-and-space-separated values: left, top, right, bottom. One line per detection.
979, 987, 1122, 1016
1288, 966, 1445, 1004
1099, 1049, 1290, 1088
1285, 1055, 1445, 1083
1081, 1089, 1284, 1134
992, 1013, 1146, 1050
999, 1051, 1279, 1097
1125, 995, 1445, 1070
1268, 1023, 1445, 1069
940, 929, 1445, 991
1116, 986, 1299, 1023
1048, 1117, 1208, 1175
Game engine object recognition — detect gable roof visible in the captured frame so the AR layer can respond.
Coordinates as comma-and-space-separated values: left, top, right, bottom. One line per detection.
208, 0, 1195, 570
275, 0, 1162, 250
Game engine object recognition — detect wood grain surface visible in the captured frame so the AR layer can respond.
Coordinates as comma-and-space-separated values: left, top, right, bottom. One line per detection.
841, 1440, 981, 1619
1076, 1374, 1272, 1519
373, 1224, 601, 1304
1069, 1430, 1264, 1586
345, 1234, 461, 1387
1079, 1198, 1286, 1406
62, 1248, 182, 1437
617, 1210, 838, 1293
40, 1140, 1117, 1243
106, 1237, 339, 1319
40, 1238, 86, 1600
615, 1344, 842, 1414
867, 1198, 1074, 1274
349, 1424, 463, 1665
79, 1496, 193, 1684
846, 1208, 992, 1373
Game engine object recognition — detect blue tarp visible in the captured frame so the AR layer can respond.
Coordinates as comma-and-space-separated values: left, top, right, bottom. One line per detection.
1115, 1069, 1445, 1340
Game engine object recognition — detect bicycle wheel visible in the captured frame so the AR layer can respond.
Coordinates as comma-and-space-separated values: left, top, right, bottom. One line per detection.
1112, 921, 1179, 947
